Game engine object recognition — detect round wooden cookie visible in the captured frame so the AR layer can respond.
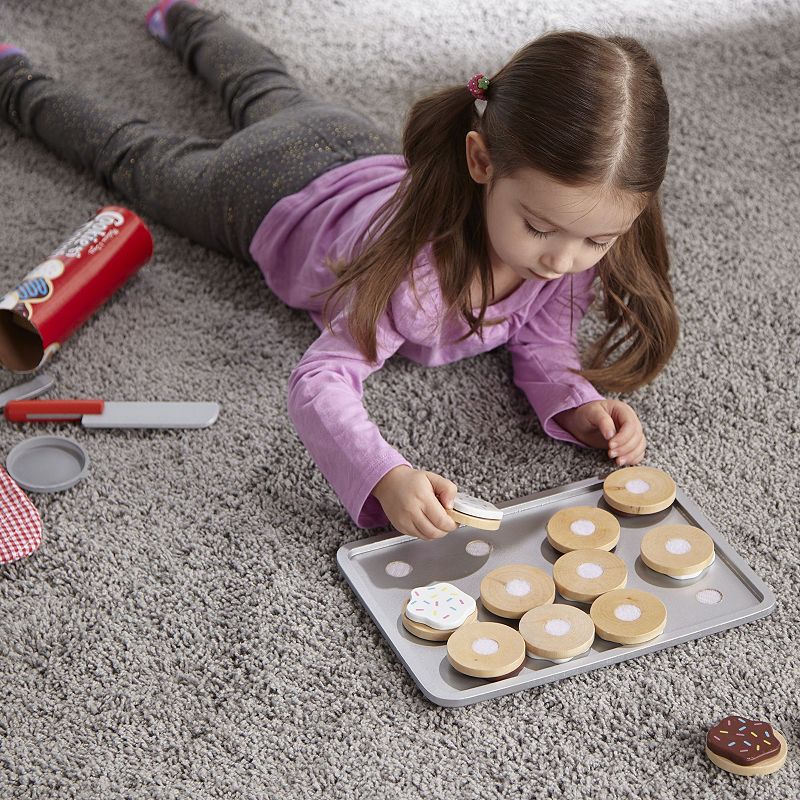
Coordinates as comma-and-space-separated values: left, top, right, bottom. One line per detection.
447, 621, 526, 678
480, 563, 555, 619
706, 727, 788, 777
447, 508, 501, 531
401, 598, 479, 641
518, 603, 596, 663
590, 588, 667, 645
546, 506, 621, 553
553, 549, 628, 603
640, 524, 715, 579
446, 491, 503, 531
603, 466, 676, 514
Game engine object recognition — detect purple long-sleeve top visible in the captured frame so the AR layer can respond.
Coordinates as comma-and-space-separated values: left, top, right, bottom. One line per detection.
249, 154, 604, 528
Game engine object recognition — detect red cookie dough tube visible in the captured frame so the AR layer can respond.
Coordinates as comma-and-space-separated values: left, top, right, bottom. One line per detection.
0, 206, 153, 372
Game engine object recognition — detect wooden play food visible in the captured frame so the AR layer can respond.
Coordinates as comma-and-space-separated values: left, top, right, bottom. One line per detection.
446, 621, 526, 679
553, 549, 628, 603
603, 466, 676, 514
546, 506, 621, 553
518, 604, 595, 663
705, 716, 788, 776
401, 597, 478, 642
480, 563, 555, 619
446, 491, 503, 531
590, 588, 667, 645
640, 524, 715, 579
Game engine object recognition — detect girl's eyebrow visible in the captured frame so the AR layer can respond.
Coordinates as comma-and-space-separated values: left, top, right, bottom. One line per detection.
519, 200, 628, 237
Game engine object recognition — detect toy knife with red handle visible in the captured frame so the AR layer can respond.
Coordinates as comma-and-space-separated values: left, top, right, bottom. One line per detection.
4, 399, 219, 429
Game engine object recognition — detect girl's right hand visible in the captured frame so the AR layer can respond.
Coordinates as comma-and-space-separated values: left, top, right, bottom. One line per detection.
371, 465, 459, 540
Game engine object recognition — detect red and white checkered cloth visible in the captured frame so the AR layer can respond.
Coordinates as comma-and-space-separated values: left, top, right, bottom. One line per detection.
0, 465, 42, 564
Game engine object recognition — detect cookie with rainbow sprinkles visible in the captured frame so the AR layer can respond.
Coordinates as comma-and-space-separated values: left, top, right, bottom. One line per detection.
705, 716, 788, 776
401, 582, 478, 642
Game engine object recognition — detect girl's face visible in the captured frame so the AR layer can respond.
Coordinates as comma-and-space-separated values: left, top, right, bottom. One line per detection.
465, 131, 643, 281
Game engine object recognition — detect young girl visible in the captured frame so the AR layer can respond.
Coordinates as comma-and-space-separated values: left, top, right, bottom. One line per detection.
0, 1, 678, 540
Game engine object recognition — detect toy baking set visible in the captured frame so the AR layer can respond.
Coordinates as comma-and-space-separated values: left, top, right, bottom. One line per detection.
337, 467, 775, 707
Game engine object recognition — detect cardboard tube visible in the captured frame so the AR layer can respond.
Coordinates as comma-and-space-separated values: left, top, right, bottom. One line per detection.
0, 206, 153, 372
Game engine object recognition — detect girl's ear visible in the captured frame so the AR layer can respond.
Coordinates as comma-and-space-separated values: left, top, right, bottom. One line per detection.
465, 131, 492, 183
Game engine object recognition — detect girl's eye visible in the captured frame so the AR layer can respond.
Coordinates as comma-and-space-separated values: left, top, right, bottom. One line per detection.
524, 221, 554, 239
524, 220, 614, 251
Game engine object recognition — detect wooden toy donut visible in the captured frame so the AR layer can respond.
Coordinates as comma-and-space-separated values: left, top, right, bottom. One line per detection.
401, 583, 478, 642
553, 549, 628, 603
590, 588, 667, 645
546, 506, 620, 553
602, 466, 676, 515
518, 604, 596, 663
705, 716, 788, 776
446, 491, 503, 531
480, 563, 555, 619
640, 524, 715, 579
446, 621, 526, 679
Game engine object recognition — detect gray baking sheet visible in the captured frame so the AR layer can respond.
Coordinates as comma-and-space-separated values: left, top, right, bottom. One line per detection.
336, 476, 775, 707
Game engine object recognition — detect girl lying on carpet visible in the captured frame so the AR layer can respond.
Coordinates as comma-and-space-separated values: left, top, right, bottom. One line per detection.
0, 0, 678, 539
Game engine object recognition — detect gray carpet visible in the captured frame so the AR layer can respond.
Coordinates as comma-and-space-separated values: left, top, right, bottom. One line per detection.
1, 0, 799, 797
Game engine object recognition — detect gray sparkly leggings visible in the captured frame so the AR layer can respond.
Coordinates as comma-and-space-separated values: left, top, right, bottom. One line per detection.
0, 3, 399, 264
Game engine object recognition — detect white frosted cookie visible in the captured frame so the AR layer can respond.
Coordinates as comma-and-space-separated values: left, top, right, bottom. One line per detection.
553, 548, 628, 603
640, 524, 715, 579
480, 563, 555, 619
546, 506, 621, 553
447, 491, 503, 531
518, 604, 596, 663
401, 583, 478, 641
590, 588, 667, 645
603, 466, 676, 514
446, 621, 526, 679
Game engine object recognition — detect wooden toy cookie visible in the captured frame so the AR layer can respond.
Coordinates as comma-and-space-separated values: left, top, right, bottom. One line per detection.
518, 604, 595, 663
706, 716, 788, 776
553, 549, 628, 603
401, 583, 478, 642
602, 466, 676, 514
546, 506, 621, 553
590, 588, 667, 645
446, 621, 526, 679
640, 524, 715, 579
446, 492, 503, 531
480, 563, 555, 619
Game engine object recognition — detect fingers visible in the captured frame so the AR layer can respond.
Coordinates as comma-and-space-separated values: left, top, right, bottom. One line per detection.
612, 432, 647, 466
421, 500, 459, 537
607, 402, 645, 464
425, 472, 459, 511
608, 417, 639, 456
584, 403, 617, 441
408, 507, 456, 540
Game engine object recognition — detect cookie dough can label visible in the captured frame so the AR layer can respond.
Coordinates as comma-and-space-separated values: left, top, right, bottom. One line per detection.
0, 206, 153, 372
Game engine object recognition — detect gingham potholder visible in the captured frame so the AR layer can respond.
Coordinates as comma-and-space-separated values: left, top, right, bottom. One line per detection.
0, 465, 42, 564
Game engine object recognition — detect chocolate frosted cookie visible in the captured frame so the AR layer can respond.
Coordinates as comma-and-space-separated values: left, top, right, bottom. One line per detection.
705, 716, 788, 776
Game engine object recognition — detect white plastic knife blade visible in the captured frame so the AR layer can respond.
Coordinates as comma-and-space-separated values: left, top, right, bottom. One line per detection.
81, 401, 220, 429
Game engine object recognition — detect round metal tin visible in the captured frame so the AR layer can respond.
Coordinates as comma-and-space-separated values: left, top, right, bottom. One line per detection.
5, 435, 90, 493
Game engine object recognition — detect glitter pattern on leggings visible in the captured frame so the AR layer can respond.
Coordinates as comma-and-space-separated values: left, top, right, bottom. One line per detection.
0, 4, 399, 265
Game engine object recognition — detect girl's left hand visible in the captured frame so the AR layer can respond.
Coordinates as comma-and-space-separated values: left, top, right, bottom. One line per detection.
553, 399, 647, 466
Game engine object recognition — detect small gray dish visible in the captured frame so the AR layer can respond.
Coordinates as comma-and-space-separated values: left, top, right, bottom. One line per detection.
6, 435, 90, 493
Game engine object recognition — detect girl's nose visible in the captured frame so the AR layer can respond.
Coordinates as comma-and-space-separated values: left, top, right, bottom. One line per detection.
539, 246, 574, 275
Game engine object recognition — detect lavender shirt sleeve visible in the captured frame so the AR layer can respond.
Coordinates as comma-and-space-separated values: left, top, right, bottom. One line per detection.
286, 297, 413, 529
505, 268, 605, 446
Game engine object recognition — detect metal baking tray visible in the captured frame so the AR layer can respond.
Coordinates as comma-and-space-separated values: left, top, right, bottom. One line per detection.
336, 476, 775, 707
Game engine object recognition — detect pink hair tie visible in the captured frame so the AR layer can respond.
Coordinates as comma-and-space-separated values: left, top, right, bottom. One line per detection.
467, 73, 490, 100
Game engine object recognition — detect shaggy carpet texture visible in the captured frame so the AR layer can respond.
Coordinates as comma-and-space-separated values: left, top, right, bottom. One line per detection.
0, 0, 798, 797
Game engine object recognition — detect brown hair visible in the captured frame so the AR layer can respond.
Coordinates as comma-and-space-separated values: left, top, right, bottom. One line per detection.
314, 30, 678, 393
